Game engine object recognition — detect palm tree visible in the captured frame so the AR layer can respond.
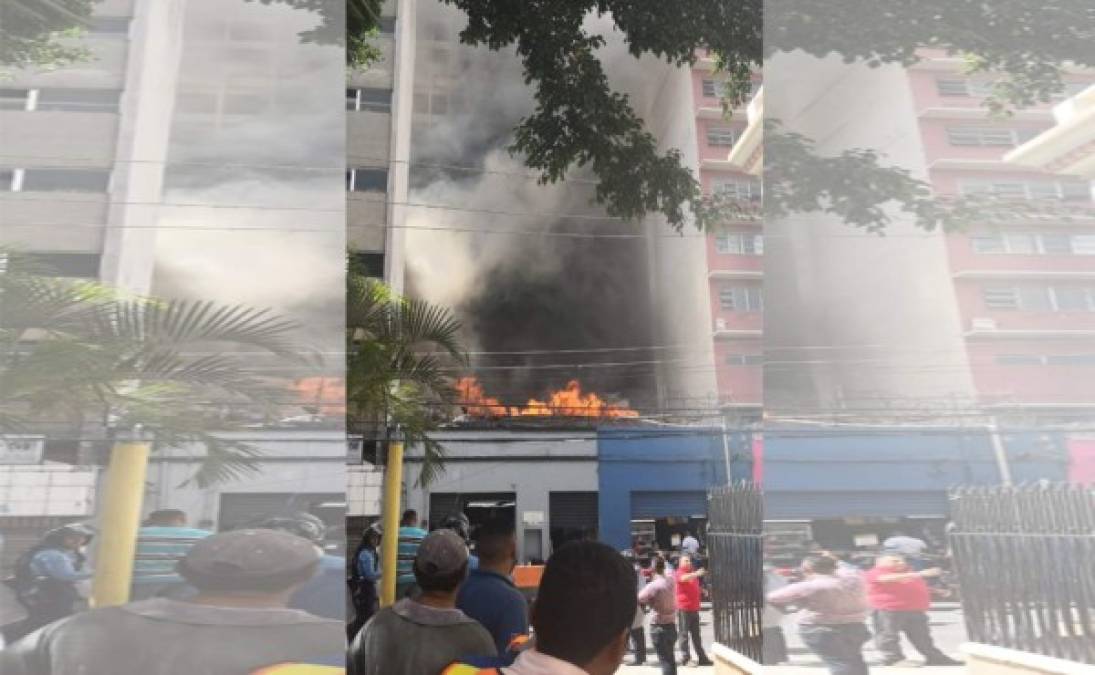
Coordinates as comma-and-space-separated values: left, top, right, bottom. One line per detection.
346, 264, 467, 486
0, 250, 312, 486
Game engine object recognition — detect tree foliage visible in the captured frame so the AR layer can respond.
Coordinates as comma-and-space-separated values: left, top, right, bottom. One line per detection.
346, 264, 468, 486
249, 0, 383, 69
430, 0, 1093, 233
0, 0, 93, 73
0, 251, 311, 487
444, 0, 760, 232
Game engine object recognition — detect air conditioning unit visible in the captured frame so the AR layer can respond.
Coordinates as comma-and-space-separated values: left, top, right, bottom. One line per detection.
715, 318, 727, 331
971, 317, 997, 331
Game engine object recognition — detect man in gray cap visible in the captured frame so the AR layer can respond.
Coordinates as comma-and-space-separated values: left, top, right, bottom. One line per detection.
0, 529, 344, 674
350, 528, 496, 675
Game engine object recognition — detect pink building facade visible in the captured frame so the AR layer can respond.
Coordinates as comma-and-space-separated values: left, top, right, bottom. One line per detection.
906, 58, 1095, 411
692, 63, 763, 416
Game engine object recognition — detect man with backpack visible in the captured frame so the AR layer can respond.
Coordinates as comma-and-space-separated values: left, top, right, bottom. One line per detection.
1, 523, 95, 643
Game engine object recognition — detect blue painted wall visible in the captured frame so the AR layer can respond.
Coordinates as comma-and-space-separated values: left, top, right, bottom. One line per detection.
762, 426, 1068, 518
597, 426, 752, 550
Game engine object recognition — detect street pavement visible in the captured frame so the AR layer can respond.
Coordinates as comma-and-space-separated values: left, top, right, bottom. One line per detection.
622, 605, 716, 675
618, 604, 966, 674
766, 604, 968, 674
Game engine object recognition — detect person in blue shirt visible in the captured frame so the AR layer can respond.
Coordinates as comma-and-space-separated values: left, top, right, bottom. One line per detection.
396, 509, 427, 599
441, 512, 480, 571
2, 523, 94, 642
456, 518, 529, 665
131, 509, 212, 600
251, 513, 344, 621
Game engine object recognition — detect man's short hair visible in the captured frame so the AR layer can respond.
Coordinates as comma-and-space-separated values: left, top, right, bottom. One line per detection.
401, 509, 417, 526
144, 509, 187, 526
803, 555, 837, 575
474, 518, 515, 564
532, 541, 637, 666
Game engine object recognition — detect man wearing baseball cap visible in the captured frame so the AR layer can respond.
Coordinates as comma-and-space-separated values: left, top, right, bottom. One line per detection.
0, 529, 344, 674
349, 529, 496, 675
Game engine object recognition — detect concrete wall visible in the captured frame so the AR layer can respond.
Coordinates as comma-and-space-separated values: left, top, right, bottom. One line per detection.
402, 431, 598, 562
145, 430, 347, 527
710, 643, 763, 675
962, 643, 1095, 675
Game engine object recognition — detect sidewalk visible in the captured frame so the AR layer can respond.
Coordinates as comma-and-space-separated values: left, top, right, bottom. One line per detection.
767, 604, 967, 673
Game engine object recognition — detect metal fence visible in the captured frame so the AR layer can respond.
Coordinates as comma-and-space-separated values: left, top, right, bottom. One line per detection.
707, 482, 764, 662
949, 483, 1095, 664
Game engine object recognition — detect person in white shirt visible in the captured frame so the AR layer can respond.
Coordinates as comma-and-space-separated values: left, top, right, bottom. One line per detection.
681, 534, 701, 556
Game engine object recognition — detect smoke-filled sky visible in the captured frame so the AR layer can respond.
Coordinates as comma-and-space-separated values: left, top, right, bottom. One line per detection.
151, 0, 345, 374
404, 2, 666, 408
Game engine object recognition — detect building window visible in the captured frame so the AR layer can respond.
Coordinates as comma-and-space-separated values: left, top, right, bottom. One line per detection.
712, 179, 761, 202
702, 79, 718, 98
982, 287, 1020, 310
351, 252, 384, 279
347, 87, 392, 113
973, 232, 1095, 256
378, 17, 396, 34
1046, 354, 1095, 366
19, 253, 101, 278
725, 354, 763, 366
15, 168, 110, 193
997, 353, 1095, 366
719, 285, 763, 312
88, 16, 131, 35
714, 231, 763, 255
0, 88, 31, 110
1040, 234, 1073, 255
945, 126, 1039, 147
983, 284, 1095, 312
1073, 235, 1095, 255
347, 167, 387, 192
960, 179, 1092, 201
36, 88, 121, 113
936, 78, 997, 97
2, 88, 120, 113
706, 127, 737, 147
995, 354, 1042, 366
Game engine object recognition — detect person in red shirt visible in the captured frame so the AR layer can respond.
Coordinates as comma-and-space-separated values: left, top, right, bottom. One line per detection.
673, 555, 711, 667
865, 554, 962, 667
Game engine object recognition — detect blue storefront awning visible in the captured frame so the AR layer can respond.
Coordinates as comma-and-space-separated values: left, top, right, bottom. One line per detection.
630, 491, 709, 520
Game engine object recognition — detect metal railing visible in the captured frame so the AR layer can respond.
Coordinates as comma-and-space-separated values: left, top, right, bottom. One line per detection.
707, 482, 764, 663
949, 483, 1095, 665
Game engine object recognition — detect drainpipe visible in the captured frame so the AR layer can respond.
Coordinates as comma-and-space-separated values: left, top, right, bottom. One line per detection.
721, 417, 733, 485
988, 416, 1013, 486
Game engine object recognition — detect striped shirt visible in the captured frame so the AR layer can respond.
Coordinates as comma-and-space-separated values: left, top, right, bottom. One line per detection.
132, 526, 211, 583
396, 526, 427, 585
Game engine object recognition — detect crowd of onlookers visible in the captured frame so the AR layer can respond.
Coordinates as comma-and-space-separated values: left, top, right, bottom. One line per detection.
0, 509, 346, 673
347, 511, 717, 675
0, 506, 723, 674
764, 533, 964, 674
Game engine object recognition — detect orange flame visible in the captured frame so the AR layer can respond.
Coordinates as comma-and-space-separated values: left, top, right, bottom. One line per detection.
456, 377, 639, 419
292, 377, 346, 415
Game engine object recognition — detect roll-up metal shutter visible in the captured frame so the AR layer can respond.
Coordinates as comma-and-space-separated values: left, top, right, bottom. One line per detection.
428, 493, 463, 530
764, 491, 949, 520
217, 492, 341, 530
549, 492, 599, 530
630, 491, 708, 520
